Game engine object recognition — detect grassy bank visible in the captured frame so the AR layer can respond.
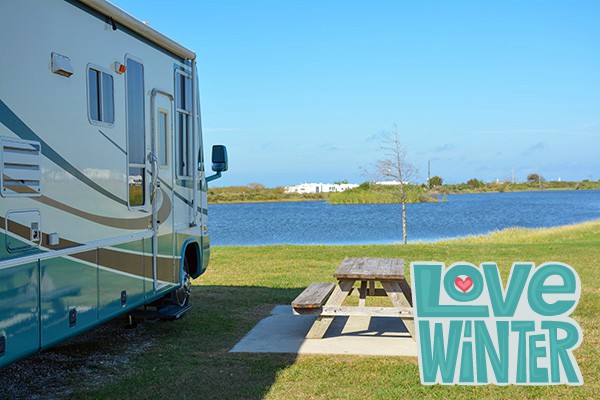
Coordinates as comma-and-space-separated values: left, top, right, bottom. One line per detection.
208, 184, 327, 203
329, 182, 437, 204
49, 219, 600, 399
207, 181, 600, 204
440, 179, 600, 194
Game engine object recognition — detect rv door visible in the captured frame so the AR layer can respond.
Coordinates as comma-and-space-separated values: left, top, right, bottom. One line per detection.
150, 89, 174, 291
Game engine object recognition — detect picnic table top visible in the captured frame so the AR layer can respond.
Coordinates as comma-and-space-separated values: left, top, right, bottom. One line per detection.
333, 257, 405, 280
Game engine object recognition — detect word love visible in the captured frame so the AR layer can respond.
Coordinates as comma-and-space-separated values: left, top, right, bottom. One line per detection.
411, 262, 583, 386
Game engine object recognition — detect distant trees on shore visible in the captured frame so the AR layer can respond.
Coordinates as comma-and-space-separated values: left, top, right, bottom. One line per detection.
431, 177, 600, 193
206, 178, 600, 204
527, 173, 545, 183
467, 178, 484, 189
428, 176, 443, 188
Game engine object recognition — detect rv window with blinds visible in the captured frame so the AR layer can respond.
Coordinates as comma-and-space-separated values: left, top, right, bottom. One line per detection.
87, 66, 114, 125
125, 57, 146, 207
175, 70, 193, 179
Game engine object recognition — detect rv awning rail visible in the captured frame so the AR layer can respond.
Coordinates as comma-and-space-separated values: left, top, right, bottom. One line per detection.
0, 231, 154, 270
78, 0, 196, 60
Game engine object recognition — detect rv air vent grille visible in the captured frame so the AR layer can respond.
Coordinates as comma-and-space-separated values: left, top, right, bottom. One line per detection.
0, 137, 42, 197
51, 52, 74, 77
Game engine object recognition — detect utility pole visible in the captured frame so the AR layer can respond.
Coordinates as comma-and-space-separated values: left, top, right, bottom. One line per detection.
427, 160, 430, 186
538, 163, 542, 190
512, 168, 515, 184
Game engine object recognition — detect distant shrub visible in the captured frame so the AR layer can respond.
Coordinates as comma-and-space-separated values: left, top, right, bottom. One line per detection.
248, 182, 265, 189
467, 178, 483, 189
527, 173, 545, 183
358, 181, 371, 190
429, 176, 443, 188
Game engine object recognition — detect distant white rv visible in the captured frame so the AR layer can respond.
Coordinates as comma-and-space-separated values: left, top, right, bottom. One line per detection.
0, 0, 228, 368
375, 180, 411, 186
284, 183, 359, 194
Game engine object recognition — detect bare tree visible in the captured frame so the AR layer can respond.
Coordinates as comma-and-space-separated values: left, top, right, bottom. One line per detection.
374, 124, 416, 244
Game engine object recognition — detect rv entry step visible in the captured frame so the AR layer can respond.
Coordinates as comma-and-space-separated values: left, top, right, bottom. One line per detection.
133, 303, 192, 322
157, 303, 192, 320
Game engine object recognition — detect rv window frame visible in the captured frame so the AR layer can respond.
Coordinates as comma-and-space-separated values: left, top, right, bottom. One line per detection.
86, 63, 114, 127
124, 54, 147, 210
174, 69, 193, 181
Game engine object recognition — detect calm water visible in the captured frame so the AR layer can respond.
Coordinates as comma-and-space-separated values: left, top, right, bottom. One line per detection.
207, 190, 600, 246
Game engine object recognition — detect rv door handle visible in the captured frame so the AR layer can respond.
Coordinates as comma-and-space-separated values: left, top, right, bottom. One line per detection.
147, 152, 158, 164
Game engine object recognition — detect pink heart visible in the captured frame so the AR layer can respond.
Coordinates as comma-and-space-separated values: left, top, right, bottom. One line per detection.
455, 276, 473, 293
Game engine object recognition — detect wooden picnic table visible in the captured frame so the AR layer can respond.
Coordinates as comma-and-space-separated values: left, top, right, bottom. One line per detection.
293, 257, 415, 340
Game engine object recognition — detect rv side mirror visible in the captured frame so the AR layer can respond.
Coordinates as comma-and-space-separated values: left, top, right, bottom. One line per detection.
211, 145, 228, 173
206, 145, 227, 183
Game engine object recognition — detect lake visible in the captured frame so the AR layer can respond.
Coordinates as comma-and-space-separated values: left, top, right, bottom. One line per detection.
207, 190, 600, 246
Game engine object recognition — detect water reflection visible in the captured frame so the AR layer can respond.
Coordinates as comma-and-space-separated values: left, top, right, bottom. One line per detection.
128, 168, 145, 207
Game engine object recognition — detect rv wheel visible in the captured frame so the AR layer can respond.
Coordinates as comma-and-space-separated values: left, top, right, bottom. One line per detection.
174, 257, 192, 306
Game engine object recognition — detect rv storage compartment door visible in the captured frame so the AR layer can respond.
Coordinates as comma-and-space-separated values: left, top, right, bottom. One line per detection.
40, 249, 97, 348
0, 261, 40, 368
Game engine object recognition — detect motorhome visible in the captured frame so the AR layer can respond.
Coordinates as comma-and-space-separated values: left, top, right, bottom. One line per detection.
0, 0, 227, 368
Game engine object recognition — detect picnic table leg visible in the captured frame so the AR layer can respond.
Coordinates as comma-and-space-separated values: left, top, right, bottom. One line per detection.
397, 278, 413, 307
368, 280, 376, 296
381, 281, 416, 340
358, 280, 367, 307
306, 279, 355, 339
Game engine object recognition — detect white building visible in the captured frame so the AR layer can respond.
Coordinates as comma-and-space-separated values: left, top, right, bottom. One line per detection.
284, 183, 359, 194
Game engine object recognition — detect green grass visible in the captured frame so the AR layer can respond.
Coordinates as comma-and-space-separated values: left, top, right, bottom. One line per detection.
128, 185, 144, 206
72, 220, 600, 399
329, 183, 437, 204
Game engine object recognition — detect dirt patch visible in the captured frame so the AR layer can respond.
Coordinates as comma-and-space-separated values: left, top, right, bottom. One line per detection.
0, 316, 159, 400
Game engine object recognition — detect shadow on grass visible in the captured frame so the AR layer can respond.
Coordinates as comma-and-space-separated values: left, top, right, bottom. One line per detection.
0, 285, 305, 400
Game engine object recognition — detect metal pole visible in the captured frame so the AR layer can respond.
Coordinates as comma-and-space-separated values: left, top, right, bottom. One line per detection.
427, 160, 430, 186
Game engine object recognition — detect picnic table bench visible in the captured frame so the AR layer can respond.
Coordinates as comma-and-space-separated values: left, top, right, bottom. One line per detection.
291, 282, 336, 311
292, 257, 415, 340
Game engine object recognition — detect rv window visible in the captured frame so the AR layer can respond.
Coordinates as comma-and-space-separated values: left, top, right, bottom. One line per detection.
126, 58, 146, 207
102, 73, 114, 123
158, 110, 169, 168
177, 113, 189, 176
175, 71, 193, 178
88, 69, 100, 121
87, 66, 114, 125
176, 72, 192, 112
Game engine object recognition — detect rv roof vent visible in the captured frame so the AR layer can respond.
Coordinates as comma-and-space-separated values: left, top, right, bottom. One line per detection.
51, 52, 74, 77
0, 137, 42, 197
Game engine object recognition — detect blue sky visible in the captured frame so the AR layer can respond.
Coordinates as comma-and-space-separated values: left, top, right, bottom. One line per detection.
113, 0, 599, 186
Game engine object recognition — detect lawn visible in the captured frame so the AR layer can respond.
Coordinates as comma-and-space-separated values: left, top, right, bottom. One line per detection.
38, 220, 600, 398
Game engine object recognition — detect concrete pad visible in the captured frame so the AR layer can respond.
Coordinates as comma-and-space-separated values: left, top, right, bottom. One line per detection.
230, 305, 417, 357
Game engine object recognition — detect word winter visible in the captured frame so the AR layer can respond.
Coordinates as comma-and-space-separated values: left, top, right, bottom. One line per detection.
411, 262, 583, 386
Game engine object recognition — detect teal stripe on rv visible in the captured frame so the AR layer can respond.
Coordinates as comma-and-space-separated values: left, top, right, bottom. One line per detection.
0, 99, 127, 206
98, 129, 126, 154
